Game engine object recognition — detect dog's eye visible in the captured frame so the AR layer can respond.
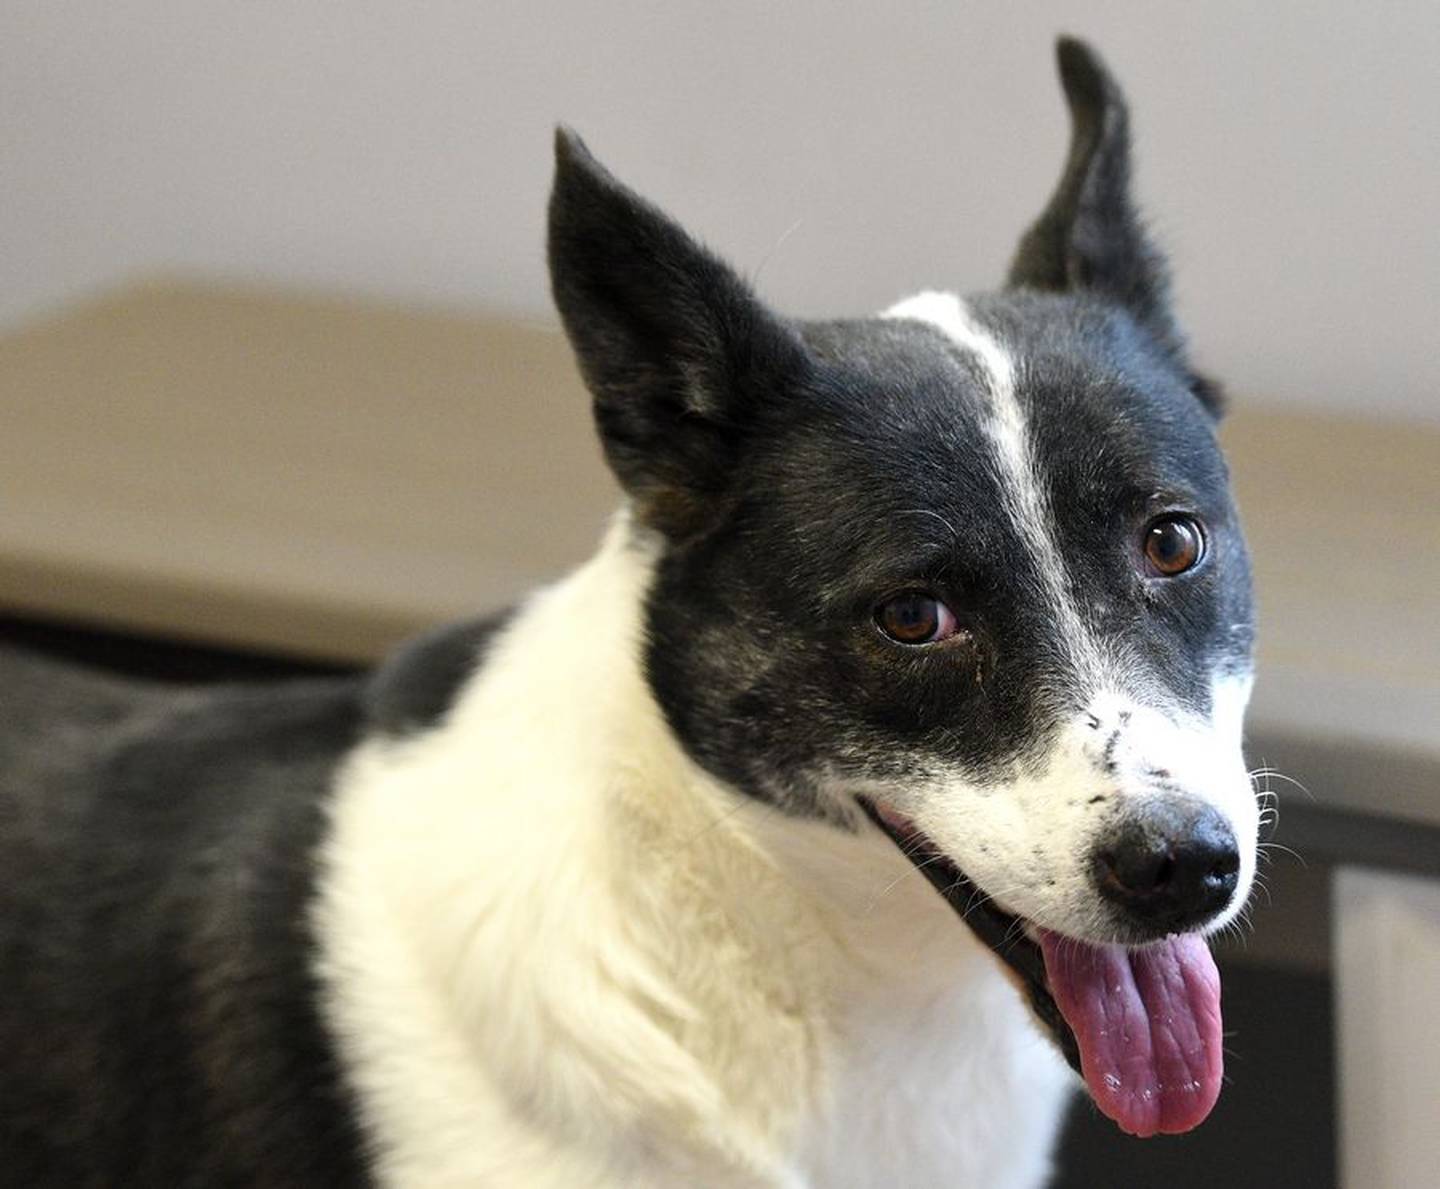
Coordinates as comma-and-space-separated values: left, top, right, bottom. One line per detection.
874, 593, 960, 645
1143, 515, 1205, 576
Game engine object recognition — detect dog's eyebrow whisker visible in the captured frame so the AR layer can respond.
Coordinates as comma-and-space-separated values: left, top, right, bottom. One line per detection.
747, 216, 805, 287
893, 507, 962, 550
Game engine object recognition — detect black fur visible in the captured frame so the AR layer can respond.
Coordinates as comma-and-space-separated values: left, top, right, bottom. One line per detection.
0, 649, 372, 1187
363, 612, 510, 737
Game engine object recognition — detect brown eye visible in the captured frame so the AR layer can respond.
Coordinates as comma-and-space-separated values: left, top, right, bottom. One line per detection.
875, 592, 960, 645
1143, 515, 1205, 576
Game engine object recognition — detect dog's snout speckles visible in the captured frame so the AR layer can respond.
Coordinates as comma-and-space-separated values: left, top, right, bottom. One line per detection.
1100, 728, 1122, 775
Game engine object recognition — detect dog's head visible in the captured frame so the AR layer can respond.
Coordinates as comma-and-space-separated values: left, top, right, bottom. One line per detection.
549, 38, 1256, 1138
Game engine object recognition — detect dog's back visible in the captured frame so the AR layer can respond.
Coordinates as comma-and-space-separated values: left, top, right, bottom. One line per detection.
0, 646, 370, 1186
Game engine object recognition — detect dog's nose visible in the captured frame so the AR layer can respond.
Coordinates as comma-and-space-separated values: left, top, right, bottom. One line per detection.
1093, 799, 1240, 932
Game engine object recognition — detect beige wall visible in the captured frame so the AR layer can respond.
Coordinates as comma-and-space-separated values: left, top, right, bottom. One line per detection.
2, 2, 1437, 423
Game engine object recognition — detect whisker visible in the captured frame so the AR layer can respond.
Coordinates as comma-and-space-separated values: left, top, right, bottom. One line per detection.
894, 507, 961, 547
1257, 840, 1307, 867
1250, 875, 1274, 908
864, 850, 954, 913
1247, 764, 1315, 801
749, 217, 805, 286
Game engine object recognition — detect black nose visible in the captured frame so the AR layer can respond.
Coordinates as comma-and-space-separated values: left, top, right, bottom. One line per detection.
1093, 799, 1240, 933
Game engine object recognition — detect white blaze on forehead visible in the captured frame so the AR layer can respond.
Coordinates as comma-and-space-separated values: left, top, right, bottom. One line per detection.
882, 290, 1105, 688
884, 291, 1017, 399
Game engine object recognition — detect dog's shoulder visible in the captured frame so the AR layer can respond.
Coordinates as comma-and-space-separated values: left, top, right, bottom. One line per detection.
362, 609, 513, 738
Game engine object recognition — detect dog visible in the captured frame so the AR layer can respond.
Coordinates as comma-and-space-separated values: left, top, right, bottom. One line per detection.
0, 37, 1257, 1188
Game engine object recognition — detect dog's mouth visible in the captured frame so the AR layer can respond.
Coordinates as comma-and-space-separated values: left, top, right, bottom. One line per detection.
858, 797, 1225, 1138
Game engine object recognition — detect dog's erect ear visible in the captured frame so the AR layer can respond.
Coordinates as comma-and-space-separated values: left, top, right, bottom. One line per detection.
548, 129, 809, 535
1008, 38, 1170, 332
1009, 39, 1222, 415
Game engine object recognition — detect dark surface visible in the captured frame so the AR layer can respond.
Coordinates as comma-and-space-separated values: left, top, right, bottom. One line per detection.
1053, 961, 1336, 1189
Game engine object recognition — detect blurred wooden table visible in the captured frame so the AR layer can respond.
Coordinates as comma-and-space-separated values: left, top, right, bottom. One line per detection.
0, 281, 617, 661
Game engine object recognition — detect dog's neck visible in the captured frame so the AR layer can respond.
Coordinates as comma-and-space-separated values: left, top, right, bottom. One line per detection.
317, 513, 1038, 1184
481, 512, 974, 975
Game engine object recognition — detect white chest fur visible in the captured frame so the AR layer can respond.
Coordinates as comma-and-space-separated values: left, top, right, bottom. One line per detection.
754, 810, 1073, 1188
793, 959, 1072, 1187
313, 519, 1073, 1187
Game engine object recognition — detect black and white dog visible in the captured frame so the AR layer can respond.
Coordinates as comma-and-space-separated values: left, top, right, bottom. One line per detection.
0, 38, 1257, 1188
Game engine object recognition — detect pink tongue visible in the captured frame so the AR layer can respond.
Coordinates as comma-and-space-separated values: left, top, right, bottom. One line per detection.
1038, 930, 1223, 1137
